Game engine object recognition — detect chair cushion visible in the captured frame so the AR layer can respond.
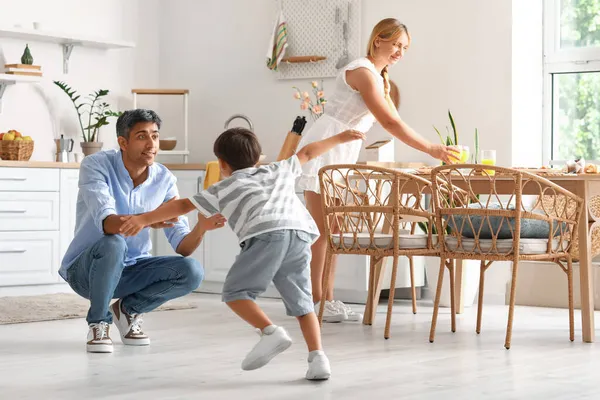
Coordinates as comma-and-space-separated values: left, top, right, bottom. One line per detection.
449, 203, 566, 239
331, 231, 438, 250
445, 236, 568, 255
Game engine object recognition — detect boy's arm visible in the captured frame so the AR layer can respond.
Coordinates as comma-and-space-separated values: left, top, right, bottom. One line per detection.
119, 199, 196, 236
295, 129, 366, 165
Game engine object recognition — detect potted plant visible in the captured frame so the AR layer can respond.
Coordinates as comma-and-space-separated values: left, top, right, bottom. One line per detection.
53, 81, 121, 156
422, 110, 481, 308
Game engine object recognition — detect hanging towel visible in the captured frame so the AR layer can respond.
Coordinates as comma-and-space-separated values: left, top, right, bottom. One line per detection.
204, 161, 221, 189
266, 10, 289, 71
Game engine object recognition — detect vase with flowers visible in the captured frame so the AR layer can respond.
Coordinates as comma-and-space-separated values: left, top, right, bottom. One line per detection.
292, 80, 327, 122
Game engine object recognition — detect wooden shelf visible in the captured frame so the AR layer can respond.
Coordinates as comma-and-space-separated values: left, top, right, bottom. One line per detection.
0, 73, 43, 83
281, 56, 326, 63
132, 89, 189, 95
0, 26, 134, 74
157, 150, 190, 156
0, 26, 135, 49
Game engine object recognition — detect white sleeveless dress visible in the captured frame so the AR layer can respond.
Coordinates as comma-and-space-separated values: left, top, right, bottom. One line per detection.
297, 57, 385, 194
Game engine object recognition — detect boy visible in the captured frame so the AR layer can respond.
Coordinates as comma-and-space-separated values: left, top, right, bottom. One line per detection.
119, 127, 366, 380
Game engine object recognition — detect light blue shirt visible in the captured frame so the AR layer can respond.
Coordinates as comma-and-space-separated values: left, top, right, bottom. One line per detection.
59, 149, 191, 279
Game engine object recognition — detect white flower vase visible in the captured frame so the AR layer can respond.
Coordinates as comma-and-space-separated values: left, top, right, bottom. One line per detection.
425, 257, 480, 308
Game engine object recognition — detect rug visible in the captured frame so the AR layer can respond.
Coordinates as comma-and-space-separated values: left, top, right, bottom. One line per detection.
0, 293, 197, 325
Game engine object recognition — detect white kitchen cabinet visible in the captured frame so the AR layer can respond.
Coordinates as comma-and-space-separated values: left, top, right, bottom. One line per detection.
59, 169, 79, 269
0, 231, 60, 286
151, 170, 205, 265
0, 191, 59, 231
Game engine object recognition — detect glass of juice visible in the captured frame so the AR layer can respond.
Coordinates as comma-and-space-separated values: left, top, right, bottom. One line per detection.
481, 150, 496, 176
456, 145, 469, 164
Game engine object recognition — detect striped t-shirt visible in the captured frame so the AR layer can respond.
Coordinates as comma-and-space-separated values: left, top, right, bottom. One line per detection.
190, 155, 319, 244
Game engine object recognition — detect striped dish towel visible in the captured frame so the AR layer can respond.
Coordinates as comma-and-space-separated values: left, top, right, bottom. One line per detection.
266, 10, 288, 71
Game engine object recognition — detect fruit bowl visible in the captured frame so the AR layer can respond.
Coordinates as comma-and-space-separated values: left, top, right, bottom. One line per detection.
0, 140, 34, 161
159, 138, 177, 151
0, 130, 34, 161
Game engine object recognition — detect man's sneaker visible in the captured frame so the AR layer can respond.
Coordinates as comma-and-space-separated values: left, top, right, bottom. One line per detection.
315, 301, 346, 323
241, 325, 292, 371
306, 350, 331, 380
334, 300, 363, 322
87, 321, 113, 353
110, 299, 150, 346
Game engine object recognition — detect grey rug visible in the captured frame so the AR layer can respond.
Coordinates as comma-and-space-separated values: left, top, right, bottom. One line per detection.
0, 293, 197, 325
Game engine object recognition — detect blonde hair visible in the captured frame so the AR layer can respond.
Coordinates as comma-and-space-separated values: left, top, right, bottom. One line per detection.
367, 18, 410, 111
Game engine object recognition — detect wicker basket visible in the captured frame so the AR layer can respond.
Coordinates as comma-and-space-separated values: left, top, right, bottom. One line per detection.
541, 195, 600, 261
0, 140, 34, 161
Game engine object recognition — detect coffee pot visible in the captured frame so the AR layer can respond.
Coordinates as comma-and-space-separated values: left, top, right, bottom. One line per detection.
55, 135, 74, 162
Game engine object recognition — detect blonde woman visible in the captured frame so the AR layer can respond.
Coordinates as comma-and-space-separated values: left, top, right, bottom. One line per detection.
298, 18, 457, 323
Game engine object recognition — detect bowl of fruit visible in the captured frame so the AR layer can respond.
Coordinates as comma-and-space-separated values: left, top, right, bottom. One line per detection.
0, 130, 34, 161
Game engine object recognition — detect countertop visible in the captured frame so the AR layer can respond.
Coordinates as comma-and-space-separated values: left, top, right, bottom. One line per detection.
0, 160, 207, 170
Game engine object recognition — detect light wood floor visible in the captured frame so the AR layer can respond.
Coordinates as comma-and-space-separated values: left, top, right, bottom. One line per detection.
0, 293, 598, 399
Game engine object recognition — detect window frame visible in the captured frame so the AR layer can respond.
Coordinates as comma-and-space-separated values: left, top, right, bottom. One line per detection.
542, 0, 600, 164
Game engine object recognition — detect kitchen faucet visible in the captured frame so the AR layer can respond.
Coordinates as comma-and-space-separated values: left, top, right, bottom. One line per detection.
224, 114, 254, 131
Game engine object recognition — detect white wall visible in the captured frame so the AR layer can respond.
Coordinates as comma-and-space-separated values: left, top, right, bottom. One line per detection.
0, 0, 159, 161
156, 0, 517, 303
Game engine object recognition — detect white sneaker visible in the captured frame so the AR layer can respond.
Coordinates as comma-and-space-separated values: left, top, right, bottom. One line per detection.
334, 300, 363, 322
315, 301, 346, 323
241, 325, 292, 371
110, 300, 150, 346
86, 322, 113, 353
306, 350, 331, 380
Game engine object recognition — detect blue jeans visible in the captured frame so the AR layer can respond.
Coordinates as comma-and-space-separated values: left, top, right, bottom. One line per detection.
66, 235, 204, 324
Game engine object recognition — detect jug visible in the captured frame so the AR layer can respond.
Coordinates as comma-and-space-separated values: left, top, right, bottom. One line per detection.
55, 135, 74, 162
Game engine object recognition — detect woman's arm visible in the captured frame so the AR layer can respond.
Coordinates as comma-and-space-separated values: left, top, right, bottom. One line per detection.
346, 68, 457, 164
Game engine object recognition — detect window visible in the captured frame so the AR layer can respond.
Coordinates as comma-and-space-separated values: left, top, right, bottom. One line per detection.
543, 0, 600, 163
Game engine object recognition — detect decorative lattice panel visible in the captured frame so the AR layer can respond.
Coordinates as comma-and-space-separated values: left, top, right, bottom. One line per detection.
275, 0, 362, 80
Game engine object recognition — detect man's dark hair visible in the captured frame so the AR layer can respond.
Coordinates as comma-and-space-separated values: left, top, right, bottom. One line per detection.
213, 127, 262, 171
116, 109, 162, 139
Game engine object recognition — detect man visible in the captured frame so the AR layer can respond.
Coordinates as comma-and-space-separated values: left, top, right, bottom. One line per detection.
60, 109, 205, 353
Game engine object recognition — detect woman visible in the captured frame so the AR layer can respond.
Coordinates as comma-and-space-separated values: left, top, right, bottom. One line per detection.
297, 18, 457, 323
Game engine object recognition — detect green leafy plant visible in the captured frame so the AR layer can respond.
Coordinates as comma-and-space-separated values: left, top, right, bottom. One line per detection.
53, 81, 121, 142
418, 110, 480, 234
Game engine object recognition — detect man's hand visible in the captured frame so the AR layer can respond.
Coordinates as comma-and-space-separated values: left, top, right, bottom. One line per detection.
119, 215, 148, 237
337, 129, 366, 144
198, 213, 227, 232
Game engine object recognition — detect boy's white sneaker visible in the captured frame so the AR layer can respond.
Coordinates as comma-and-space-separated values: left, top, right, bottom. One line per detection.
315, 301, 346, 323
241, 325, 292, 371
306, 350, 331, 380
86, 322, 113, 353
333, 300, 363, 322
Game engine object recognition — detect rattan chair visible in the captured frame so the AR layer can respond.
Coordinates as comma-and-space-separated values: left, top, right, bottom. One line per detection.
317, 164, 438, 339
428, 164, 583, 349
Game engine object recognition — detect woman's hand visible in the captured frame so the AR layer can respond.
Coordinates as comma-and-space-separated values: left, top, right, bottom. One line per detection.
428, 144, 460, 164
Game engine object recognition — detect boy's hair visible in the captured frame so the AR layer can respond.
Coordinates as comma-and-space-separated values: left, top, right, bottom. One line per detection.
213, 127, 262, 171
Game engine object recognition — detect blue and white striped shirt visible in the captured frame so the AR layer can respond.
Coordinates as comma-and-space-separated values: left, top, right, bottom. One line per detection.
191, 155, 319, 243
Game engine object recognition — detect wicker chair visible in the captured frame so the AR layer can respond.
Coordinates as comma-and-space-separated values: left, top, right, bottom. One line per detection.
428, 164, 583, 349
317, 164, 438, 339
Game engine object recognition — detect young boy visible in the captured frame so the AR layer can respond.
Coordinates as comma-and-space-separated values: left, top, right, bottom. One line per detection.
119, 127, 365, 380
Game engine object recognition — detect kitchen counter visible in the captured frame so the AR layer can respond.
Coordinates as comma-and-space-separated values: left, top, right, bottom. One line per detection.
0, 160, 207, 170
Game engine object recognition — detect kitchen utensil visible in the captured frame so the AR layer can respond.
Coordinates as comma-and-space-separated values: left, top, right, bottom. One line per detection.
55, 134, 74, 163
159, 138, 177, 151
277, 116, 308, 161
336, 22, 349, 69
